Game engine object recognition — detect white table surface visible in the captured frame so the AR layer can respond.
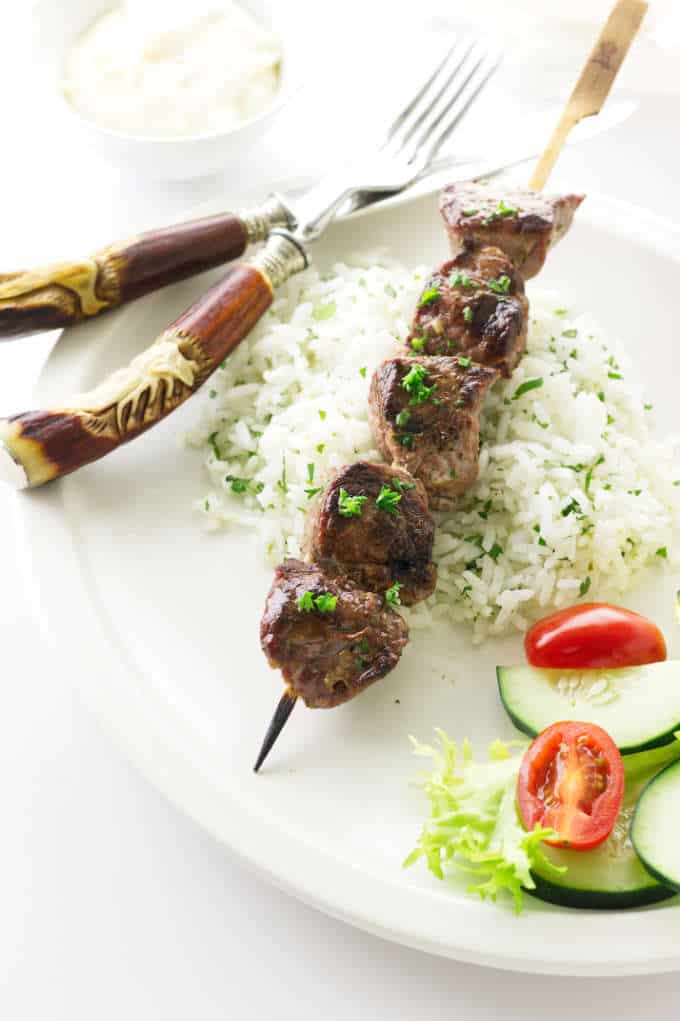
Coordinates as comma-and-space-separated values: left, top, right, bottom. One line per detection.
2, 2, 680, 1016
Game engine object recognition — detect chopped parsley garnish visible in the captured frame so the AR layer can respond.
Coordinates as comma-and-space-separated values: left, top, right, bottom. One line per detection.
338, 487, 367, 518
597, 391, 605, 402
358, 637, 370, 655
478, 499, 492, 520
395, 409, 411, 428
512, 377, 543, 400
656, 547, 668, 559
584, 455, 605, 499
297, 590, 338, 613
418, 285, 440, 308
318, 409, 327, 420
458, 356, 472, 368
392, 476, 416, 492
225, 475, 249, 494
488, 543, 503, 561
316, 443, 325, 454
276, 455, 288, 495
461, 208, 478, 216
305, 487, 322, 499
579, 576, 592, 597
608, 371, 623, 380
385, 582, 402, 606
644, 402, 654, 411
402, 363, 436, 406
487, 274, 511, 295
483, 198, 519, 223
296, 591, 314, 612
463, 306, 473, 323
561, 498, 583, 518
312, 300, 336, 321
449, 270, 475, 289
411, 336, 426, 353
208, 432, 223, 460
209, 389, 217, 398
397, 434, 415, 448
561, 328, 578, 339
359, 366, 367, 378
376, 484, 402, 515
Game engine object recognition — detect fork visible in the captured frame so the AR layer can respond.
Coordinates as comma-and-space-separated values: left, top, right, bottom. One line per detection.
0, 40, 499, 490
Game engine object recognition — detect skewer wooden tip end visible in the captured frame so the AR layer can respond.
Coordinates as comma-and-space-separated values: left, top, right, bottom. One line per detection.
253, 691, 298, 773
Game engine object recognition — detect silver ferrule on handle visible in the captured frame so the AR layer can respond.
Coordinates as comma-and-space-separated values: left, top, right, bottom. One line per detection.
238, 194, 294, 244
248, 230, 309, 289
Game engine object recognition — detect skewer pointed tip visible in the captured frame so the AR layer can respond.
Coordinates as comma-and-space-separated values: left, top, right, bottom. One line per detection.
253, 691, 298, 773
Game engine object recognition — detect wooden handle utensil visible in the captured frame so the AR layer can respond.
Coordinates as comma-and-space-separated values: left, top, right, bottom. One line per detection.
0, 233, 307, 488
0, 198, 290, 339
529, 0, 648, 191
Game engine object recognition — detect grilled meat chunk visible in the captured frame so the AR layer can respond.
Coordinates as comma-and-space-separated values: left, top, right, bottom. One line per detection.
260, 559, 409, 708
303, 461, 437, 605
369, 355, 498, 509
409, 245, 528, 376
439, 183, 584, 280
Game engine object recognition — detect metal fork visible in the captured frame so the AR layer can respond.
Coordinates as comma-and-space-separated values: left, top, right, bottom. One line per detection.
0, 38, 500, 491
288, 38, 501, 243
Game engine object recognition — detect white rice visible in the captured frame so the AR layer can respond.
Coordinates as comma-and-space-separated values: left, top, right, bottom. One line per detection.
184, 255, 680, 641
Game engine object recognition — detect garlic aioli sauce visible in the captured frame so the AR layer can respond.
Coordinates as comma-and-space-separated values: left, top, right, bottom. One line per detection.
63, 1, 282, 138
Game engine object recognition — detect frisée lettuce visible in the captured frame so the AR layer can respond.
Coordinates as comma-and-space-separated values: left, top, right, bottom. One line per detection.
404, 732, 563, 912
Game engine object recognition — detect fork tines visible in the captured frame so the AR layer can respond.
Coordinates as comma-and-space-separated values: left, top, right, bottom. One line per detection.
383, 39, 501, 168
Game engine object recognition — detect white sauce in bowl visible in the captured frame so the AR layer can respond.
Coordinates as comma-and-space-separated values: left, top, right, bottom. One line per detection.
62, 1, 282, 139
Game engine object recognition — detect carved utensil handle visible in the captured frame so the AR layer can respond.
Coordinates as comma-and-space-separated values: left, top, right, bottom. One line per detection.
0, 232, 307, 489
0, 196, 291, 339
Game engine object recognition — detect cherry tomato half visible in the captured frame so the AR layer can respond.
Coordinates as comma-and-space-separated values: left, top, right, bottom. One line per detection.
517, 721, 624, 850
525, 602, 667, 670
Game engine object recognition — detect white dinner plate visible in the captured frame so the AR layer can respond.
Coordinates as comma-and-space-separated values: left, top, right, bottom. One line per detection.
14, 189, 680, 976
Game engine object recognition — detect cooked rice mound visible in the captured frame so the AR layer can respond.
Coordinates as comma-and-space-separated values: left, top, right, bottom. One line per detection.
185, 256, 680, 641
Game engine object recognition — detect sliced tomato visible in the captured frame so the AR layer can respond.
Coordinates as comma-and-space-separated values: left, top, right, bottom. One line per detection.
525, 602, 667, 670
517, 721, 624, 850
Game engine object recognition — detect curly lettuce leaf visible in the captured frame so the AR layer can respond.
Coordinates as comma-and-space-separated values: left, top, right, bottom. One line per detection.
404, 731, 563, 912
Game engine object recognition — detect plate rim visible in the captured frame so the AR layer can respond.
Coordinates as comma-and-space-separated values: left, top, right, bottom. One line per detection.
14, 190, 680, 976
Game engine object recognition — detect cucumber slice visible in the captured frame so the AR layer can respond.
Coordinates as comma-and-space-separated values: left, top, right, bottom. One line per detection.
632, 758, 680, 893
530, 744, 680, 909
497, 661, 680, 754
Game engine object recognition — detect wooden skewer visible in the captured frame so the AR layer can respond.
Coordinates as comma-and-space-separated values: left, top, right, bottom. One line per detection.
253, 1, 648, 776
253, 690, 298, 773
529, 0, 647, 191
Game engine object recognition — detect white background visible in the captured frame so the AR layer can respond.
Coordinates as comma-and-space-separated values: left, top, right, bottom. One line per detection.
2, 1, 680, 1017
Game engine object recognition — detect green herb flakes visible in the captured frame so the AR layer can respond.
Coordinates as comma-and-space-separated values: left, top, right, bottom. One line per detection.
512, 377, 543, 400
312, 301, 336, 321
385, 582, 402, 606
338, 487, 368, 518
418, 285, 440, 308
376, 484, 402, 515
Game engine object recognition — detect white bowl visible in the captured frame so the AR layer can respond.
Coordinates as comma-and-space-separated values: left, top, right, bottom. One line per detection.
28, 0, 302, 180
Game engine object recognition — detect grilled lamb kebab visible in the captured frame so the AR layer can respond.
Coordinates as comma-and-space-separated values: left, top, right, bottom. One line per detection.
303, 461, 437, 605
256, 559, 410, 770
368, 356, 499, 510
408, 244, 528, 377
439, 183, 584, 280
255, 186, 583, 771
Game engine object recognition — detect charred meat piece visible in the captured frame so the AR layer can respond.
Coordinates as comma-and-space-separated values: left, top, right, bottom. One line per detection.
260, 559, 409, 708
369, 356, 498, 509
303, 460, 437, 606
439, 183, 584, 280
409, 245, 528, 377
